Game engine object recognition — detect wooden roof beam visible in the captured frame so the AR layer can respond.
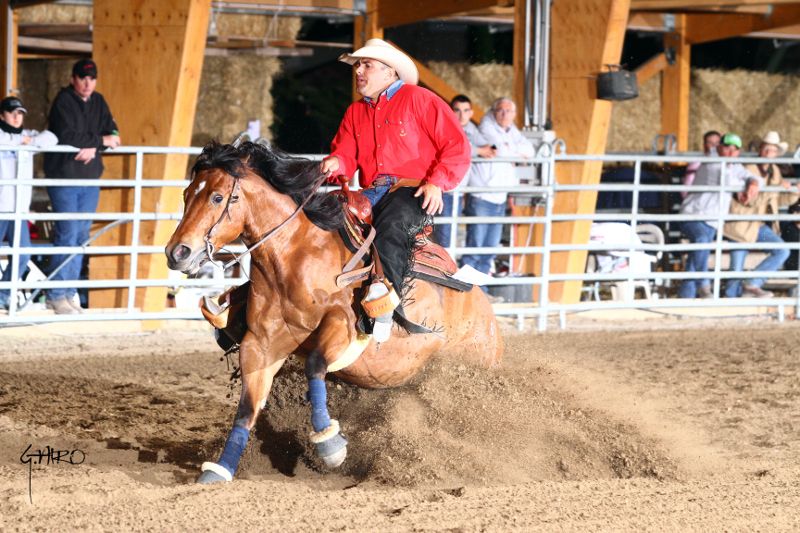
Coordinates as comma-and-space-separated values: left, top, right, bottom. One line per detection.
377, 0, 511, 29
631, 0, 798, 10
635, 51, 668, 84
685, 4, 800, 43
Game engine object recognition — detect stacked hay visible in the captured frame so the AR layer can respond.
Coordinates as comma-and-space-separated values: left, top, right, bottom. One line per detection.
608, 69, 800, 153
606, 77, 660, 153
690, 69, 800, 152
193, 14, 301, 145
427, 61, 513, 112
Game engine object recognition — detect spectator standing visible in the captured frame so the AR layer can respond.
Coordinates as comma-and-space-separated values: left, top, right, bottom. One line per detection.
43, 58, 120, 314
682, 130, 721, 198
678, 132, 761, 298
460, 97, 534, 276
0, 96, 57, 310
433, 94, 495, 248
723, 131, 797, 298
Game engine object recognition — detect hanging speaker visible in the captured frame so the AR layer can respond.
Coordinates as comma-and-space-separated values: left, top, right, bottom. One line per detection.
596, 64, 639, 101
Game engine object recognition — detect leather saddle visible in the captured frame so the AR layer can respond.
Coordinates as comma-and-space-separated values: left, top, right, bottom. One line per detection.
335, 189, 472, 292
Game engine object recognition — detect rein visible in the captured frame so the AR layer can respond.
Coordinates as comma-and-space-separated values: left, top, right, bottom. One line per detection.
204, 172, 326, 271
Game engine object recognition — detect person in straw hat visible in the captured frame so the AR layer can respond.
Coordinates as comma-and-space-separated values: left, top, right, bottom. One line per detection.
722, 131, 798, 298
320, 39, 470, 342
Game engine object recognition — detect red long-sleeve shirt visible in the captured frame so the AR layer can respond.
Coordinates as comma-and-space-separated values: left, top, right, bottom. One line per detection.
329, 84, 470, 192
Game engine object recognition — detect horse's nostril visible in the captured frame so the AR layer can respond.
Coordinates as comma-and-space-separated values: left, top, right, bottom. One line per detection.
173, 244, 192, 261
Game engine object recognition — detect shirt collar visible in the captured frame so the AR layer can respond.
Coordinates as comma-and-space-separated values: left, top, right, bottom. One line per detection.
364, 79, 404, 104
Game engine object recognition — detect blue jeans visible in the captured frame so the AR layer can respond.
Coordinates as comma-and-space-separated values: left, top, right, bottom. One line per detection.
0, 219, 31, 307
461, 196, 506, 275
725, 224, 790, 297
679, 221, 716, 298
46, 185, 100, 301
433, 192, 463, 248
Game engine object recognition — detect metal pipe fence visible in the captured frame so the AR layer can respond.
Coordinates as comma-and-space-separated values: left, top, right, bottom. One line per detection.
1, 144, 799, 330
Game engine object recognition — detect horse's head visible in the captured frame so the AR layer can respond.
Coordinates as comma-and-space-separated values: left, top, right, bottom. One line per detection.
166, 143, 249, 274
166, 140, 343, 274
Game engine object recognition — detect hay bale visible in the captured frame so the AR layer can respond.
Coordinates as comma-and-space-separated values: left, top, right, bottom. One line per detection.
17, 4, 92, 24
607, 76, 660, 153
214, 13, 301, 41
192, 55, 283, 146
691, 68, 800, 152
427, 61, 513, 111
607, 68, 800, 153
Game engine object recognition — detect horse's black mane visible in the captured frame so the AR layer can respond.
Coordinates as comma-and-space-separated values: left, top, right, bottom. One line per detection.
191, 140, 344, 232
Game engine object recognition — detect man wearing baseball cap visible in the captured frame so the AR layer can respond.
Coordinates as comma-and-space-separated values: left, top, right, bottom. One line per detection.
320, 39, 470, 343
42, 57, 120, 314
679, 132, 762, 299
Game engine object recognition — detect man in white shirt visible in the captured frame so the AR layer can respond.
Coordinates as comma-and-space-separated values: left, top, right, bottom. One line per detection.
461, 97, 534, 275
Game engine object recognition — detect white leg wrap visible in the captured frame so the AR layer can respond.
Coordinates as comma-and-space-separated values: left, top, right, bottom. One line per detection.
309, 419, 341, 444
201, 461, 233, 482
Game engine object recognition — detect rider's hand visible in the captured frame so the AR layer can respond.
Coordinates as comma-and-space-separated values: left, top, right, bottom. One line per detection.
321, 156, 344, 183
415, 183, 443, 215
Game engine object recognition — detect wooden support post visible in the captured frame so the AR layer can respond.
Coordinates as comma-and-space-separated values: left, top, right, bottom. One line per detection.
512, 0, 527, 128
661, 14, 690, 151
352, 0, 382, 101
533, 0, 630, 304
0, 0, 18, 96
90, 0, 210, 328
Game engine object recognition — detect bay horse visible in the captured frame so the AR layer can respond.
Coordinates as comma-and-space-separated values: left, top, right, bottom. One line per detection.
165, 141, 502, 484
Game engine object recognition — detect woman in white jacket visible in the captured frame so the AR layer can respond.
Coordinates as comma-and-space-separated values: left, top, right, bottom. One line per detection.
0, 96, 58, 310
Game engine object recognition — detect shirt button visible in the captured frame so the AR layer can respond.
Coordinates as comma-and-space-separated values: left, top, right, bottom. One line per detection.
377, 107, 381, 110
377, 125, 381, 128
379, 163, 383, 166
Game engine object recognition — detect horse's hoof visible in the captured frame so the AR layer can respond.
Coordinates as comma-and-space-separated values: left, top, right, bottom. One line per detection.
310, 419, 348, 469
316, 434, 348, 468
197, 461, 232, 484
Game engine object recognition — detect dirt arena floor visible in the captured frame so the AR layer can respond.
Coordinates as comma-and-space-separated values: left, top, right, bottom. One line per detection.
1, 316, 800, 531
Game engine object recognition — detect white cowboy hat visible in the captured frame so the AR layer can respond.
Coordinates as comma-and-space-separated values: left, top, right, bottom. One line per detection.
338, 39, 419, 86
760, 131, 789, 155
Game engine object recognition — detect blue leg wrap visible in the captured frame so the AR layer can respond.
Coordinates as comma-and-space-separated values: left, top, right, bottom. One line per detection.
217, 425, 250, 475
307, 378, 331, 432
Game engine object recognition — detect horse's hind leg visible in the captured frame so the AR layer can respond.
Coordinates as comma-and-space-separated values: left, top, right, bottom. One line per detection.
305, 350, 348, 468
198, 340, 286, 484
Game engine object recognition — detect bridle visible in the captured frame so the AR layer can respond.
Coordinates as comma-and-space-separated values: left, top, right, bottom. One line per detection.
202, 170, 326, 271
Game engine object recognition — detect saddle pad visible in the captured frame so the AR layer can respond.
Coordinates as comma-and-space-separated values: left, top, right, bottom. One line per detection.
413, 241, 458, 275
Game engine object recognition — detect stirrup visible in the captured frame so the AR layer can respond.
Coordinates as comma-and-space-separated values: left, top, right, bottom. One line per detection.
361, 279, 400, 318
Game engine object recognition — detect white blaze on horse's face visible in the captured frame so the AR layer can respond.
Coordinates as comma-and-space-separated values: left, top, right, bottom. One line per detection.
194, 179, 206, 196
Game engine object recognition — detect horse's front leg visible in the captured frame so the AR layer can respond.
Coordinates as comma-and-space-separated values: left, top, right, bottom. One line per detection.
303, 311, 359, 468
198, 338, 286, 484
305, 349, 349, 468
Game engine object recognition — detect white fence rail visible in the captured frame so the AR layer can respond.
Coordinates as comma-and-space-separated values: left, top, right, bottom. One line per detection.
1, 144, 799, 330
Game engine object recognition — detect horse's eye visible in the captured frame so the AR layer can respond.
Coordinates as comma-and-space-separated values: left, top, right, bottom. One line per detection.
212, 194, 224, 205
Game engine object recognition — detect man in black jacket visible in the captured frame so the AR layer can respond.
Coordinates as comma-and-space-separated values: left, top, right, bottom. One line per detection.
43, 58, 120, 314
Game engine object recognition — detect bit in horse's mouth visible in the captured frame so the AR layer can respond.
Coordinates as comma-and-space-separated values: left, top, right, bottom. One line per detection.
185, 252, 210, 276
